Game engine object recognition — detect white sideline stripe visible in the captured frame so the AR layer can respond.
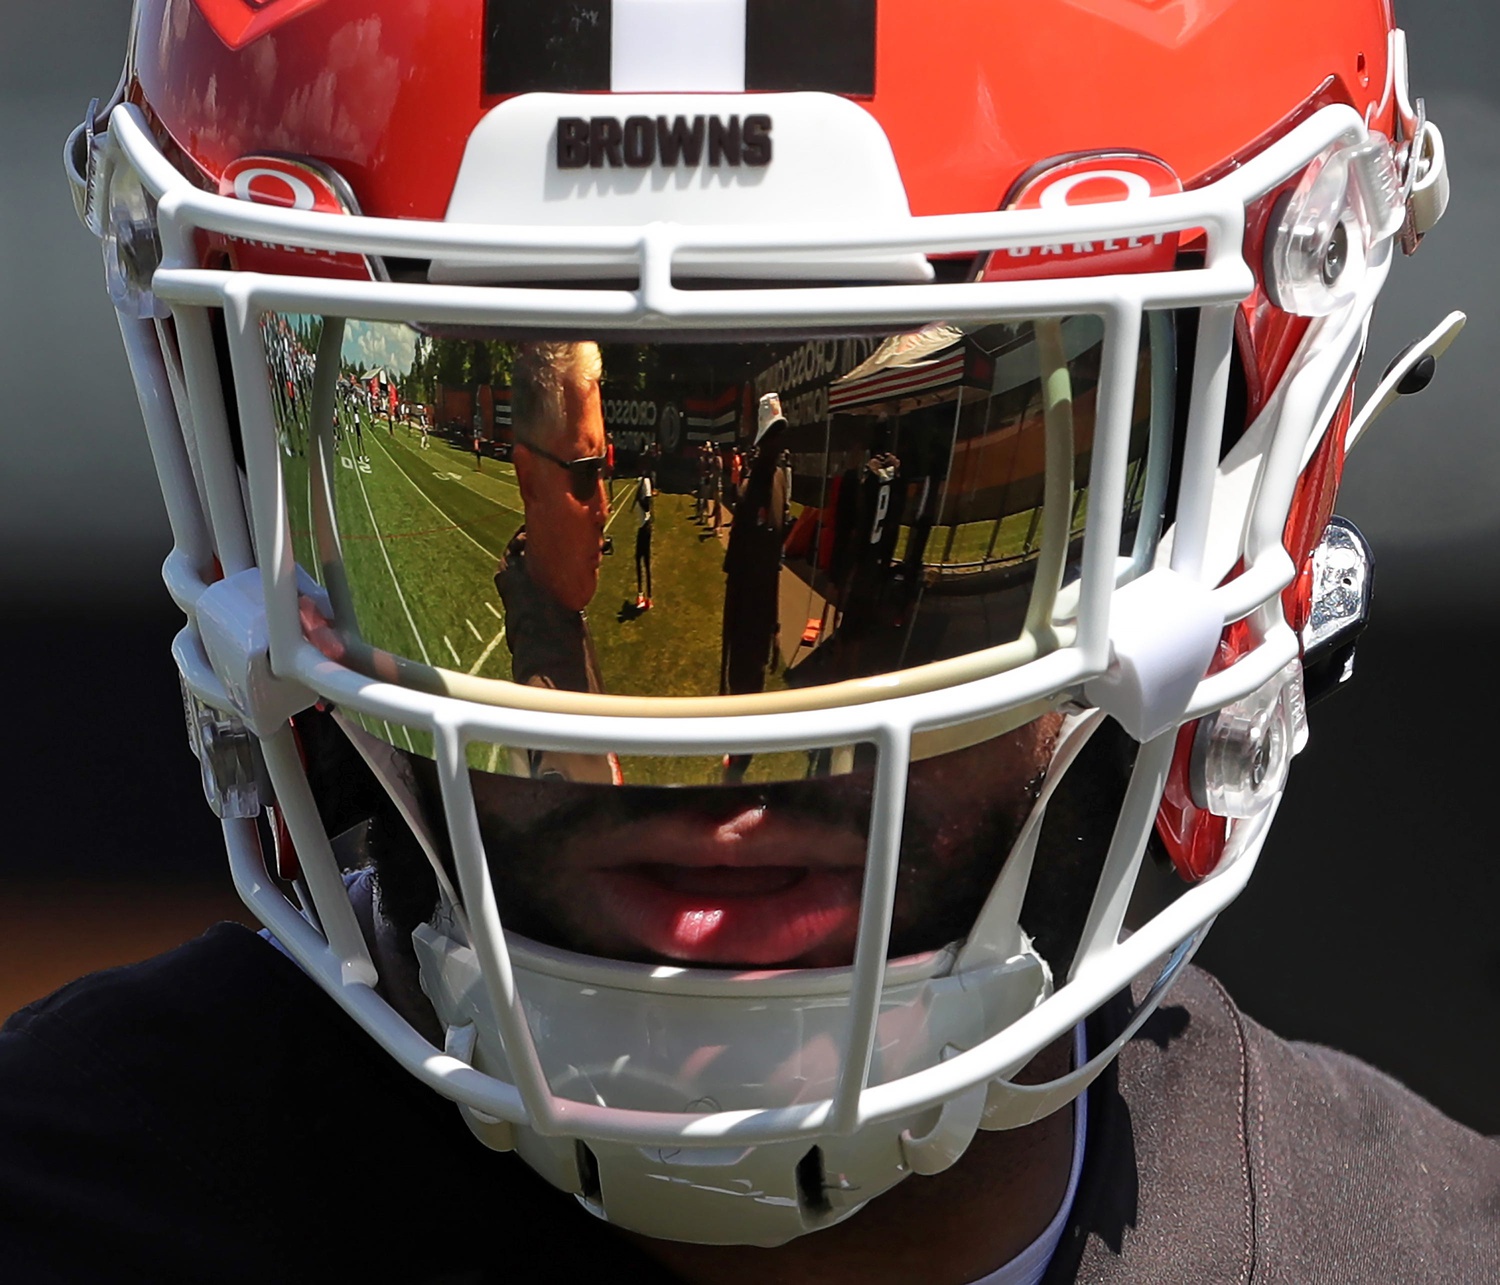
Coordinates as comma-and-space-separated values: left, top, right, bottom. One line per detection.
444, 634, 462, 667
612, 0, 746, 92
466, 617, 483, 642
353, 453, 432, 666
604, 479, 640, 535
469, 627, 508, 676
370, 430, 512, 562
485, 601, 503, 620
456, 469, 523, 509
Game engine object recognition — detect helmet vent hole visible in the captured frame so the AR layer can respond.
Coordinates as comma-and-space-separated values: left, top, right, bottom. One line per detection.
575, 1140, 603, 1205
795, 1147, 832, 1217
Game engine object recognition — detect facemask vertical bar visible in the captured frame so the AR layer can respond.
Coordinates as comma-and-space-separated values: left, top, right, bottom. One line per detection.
1021, 319, 1078, 646
116, 313, 214, 571
258, 725, 379, 986
222, 283, 306, 673
895, 381, 970, 665
1066, 730, 1175, 981
1126, 311, 1177, 576
1169, 303, 1237, 585
1072, 306, 1144, 665
433, 715, 558, 1132
170, 304, 257, 576
972, 374, 1004, 565
954, 710, 1105, 970
154, 317, 219, 558
1244, 316, 1367, 610
830, 723, 912, 1134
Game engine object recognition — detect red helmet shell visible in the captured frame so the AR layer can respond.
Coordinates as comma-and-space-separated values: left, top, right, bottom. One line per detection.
130, 0, 1397, 221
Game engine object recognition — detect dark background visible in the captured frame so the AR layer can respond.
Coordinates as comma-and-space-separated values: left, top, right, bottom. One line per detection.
2, 3, 1496, 1131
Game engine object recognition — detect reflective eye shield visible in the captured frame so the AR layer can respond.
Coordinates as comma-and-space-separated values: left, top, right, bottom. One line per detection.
268, 315, 1172, 766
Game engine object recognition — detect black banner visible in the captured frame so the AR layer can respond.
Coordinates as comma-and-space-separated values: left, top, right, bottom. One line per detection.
745, 0, 877, 96
485, 0, 877, 97
484, 1, 613, 95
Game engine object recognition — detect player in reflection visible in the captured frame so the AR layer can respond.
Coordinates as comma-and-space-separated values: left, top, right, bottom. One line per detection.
719, 395, 793, 781
494, 341, 615, 783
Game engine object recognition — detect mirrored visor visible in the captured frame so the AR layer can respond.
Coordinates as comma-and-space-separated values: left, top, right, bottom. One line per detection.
266, 313, 1173, 724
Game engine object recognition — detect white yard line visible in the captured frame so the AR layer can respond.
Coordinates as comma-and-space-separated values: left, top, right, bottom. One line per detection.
378, 721, 414, 753
364, 434, 519, 682
457, 469, 525, 508
370, 430, 514, 562
354, 458, 432, 666
604, 479, 640, 535
468, 626, 508, 676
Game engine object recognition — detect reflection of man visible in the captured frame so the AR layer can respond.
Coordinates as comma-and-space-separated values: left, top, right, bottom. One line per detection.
693, 442, 705, 520
708, 446, 725, 531
634, 470, 654, 611
720, 395, 792, 780
798, 432, 906, 684
495, 342, 613, 781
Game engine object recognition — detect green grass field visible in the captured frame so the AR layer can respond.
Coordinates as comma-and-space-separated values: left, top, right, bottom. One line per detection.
282, 401, 827, 783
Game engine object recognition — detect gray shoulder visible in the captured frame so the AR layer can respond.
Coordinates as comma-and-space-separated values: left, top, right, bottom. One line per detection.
1233, 991, 1500, 1283
1074, 965, 1500, 1284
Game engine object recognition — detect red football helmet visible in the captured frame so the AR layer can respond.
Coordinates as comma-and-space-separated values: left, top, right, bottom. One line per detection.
66, 0, 1454, 1246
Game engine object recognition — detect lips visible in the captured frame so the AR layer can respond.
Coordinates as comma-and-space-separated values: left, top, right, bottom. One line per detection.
557, 807, 868, 968
594, 864, 864, 967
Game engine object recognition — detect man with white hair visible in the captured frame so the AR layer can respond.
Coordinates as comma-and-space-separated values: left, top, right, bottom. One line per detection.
494, 342, 614, 781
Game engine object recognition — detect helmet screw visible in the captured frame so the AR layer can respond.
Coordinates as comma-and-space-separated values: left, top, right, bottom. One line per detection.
1320, 220, 1349, 286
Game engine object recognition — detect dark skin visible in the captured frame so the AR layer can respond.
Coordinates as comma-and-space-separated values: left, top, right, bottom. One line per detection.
462, 717, 1065, 968
371, 714, 1079, 1285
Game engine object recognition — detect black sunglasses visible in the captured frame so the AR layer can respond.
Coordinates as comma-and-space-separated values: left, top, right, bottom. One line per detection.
520, 441, 607, 501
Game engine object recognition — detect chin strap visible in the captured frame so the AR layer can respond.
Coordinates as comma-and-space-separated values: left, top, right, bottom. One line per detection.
1345, 311, 1465, 453
979, 926, 1207, 1132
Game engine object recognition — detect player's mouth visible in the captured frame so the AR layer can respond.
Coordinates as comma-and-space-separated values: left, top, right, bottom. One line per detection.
561, 806, 868, 967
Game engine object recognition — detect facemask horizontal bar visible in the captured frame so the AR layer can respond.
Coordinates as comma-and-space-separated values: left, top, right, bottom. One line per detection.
160, 268, 1249, 333
112, 102, 1367, 269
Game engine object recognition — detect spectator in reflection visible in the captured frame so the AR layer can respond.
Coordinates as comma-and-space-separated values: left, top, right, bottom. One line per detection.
708, 446, 725, 532
634, 469, 654, 612
495, 341, 614, 783
694, 442, 710, 522
719, 395, 792, 782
